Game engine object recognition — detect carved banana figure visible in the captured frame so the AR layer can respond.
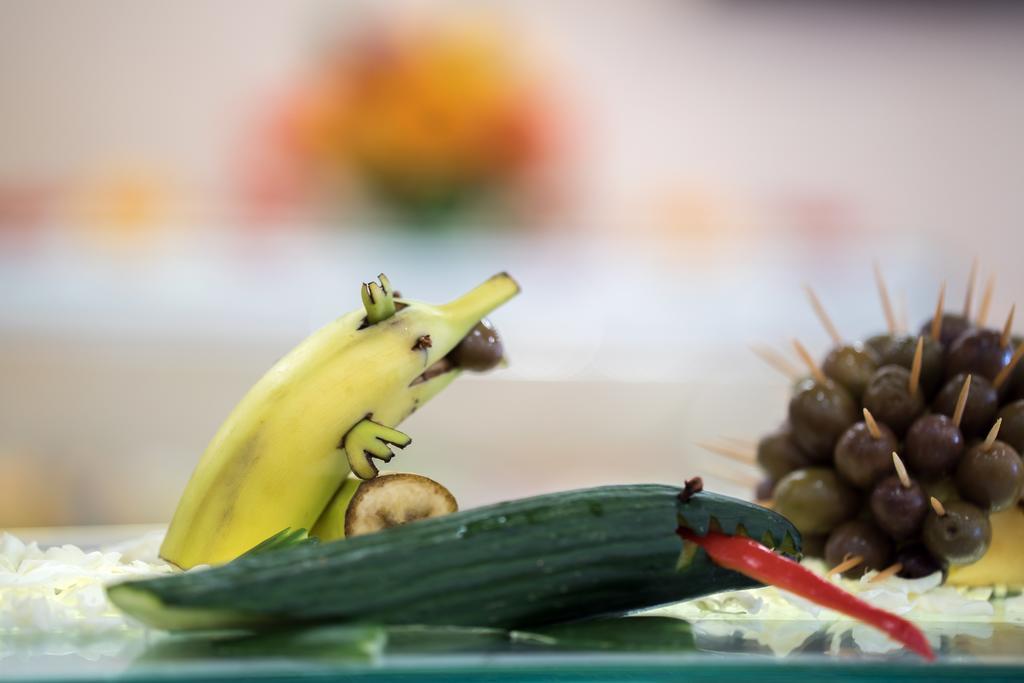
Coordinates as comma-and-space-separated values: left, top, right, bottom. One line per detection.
160, 273, 519, 568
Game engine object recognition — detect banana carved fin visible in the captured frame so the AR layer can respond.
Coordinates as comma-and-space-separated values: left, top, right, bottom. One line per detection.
343, 417, 412, 480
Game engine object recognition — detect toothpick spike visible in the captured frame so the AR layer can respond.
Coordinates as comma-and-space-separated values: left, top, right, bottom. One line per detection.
873, 262, 897, 334
930, 282, 946, 341
869, 563, 904, 583
930, 496, 947, 517
994, 344, 1024, 390
908, 336, 923, 396
1000, 305, 1015, 348
828, 554, 864, 577
983, 418, 1002, 451
892, 452, 911, 489
792, 339, 827, 384
751, 344, 802, 381
700, 462, 760, 489
696, 442, 757, 466
964, 258, 978, 319
804, 284, 843, 346
863, 408, 882, 439
978, 275, 995, 326
952, 374, 971, 429
721, 436, 758, 449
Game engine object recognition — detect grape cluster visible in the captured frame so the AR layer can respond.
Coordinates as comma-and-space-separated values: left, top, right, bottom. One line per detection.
759, 310, 1024, 579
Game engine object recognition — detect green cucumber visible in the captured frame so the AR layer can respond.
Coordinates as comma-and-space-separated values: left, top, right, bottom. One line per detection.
108, 485, 799, 631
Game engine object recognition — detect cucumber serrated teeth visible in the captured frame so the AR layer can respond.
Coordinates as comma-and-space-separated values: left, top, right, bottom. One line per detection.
675, 489, 803, 568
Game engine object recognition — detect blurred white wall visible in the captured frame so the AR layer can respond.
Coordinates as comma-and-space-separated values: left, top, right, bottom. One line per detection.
2, 1, 1024, 525
3, 1, 1024, 242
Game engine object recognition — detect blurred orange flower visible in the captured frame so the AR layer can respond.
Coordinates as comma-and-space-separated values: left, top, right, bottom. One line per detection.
238, 15, 559, 227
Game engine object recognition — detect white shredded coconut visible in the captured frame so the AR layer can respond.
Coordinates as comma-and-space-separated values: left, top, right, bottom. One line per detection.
644, 558, 1008, 656
0, 531, 174, 636
1004, 594, 1024, 622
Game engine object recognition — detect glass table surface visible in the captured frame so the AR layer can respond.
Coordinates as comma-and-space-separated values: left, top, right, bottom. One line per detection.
3, 617, 1024, 683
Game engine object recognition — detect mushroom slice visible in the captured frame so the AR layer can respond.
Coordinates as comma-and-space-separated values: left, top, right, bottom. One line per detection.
345, 473, 458, 538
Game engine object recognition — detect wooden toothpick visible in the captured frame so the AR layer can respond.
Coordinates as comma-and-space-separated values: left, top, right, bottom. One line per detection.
863, 408, 882, 439
697, 442, 757, 466
751, 344, 802, 381
701, 462, 760, 489
828, 554, 864, 578
930, 496, 947, 517
869, 563, 904, 583
792, 339, 827, 384
983, 419, 1003, 451
874, 262, 897, 334
930, 282, 946, 341
1000, 305, 1016, 349
722, 436, 758, 449
908, 336, 924, 396
892, 452, 911, 489
805, 284, 843, 346
952, 374, 971, 429
994, 344, 1024, 390
978, 275, 995, 326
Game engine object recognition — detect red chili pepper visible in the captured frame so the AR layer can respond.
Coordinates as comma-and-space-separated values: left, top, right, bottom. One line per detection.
678, 528, 934, 661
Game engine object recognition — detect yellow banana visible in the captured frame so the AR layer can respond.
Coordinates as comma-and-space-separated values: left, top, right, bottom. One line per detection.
309, 477, 363, 541
160, 272, 519, 568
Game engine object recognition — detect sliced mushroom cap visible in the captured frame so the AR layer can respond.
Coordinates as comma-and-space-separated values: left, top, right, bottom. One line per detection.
345, 473, 458, 537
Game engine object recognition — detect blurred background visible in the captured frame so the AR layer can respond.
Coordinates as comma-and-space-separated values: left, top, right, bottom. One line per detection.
2, 1, 1023, 528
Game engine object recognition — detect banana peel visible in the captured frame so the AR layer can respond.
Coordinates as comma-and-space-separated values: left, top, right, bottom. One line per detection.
309, 477, 363, 542
160, 273, 519, 569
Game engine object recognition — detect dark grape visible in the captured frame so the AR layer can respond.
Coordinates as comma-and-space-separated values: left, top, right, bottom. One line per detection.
933, 373, 998, 437
788, 378, 859, 462
955, 440, 1024, 512
862, 366, 925, 436
834, 421, 898, 489
773, 467, 860, 536
870, 475, 928, 540
946, 328, 1013, 384
922, 501, 991, 565
823, 344, 878, 400
825, 520, 892, 579
904, 414, 965, 480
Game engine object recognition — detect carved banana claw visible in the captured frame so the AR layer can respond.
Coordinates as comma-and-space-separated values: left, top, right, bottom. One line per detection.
343, 417, 412, 480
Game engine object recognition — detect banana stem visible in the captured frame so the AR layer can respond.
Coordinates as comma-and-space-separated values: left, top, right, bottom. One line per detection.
441, 273, 520, 327
362, 274, 397, 324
